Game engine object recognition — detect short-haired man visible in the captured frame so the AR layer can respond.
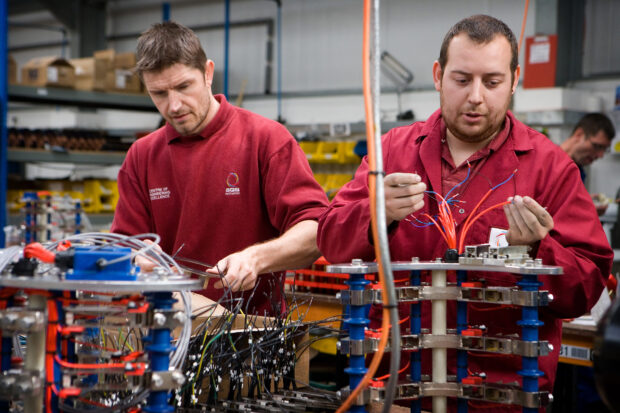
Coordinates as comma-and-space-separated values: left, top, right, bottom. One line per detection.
318, 15, 612, 410
111, 21, 328, 315
560, 113, 616, 215
560, 112, 615, 182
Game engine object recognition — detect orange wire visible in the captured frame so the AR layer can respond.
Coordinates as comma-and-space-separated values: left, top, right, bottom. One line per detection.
374, 361, 410, 381
518, 0, 530, 54
335, 0, 390, 411
458, 200, 511, 253
375, 316, 410, 332
457, 188, 494, 253
423, 213, 450, 245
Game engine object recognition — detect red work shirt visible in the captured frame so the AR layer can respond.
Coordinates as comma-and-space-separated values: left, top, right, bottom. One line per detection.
318, 109, 612, 411
112, 95, 328, 315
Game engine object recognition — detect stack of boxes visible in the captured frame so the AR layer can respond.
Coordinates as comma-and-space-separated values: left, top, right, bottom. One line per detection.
13, 49, 144, 94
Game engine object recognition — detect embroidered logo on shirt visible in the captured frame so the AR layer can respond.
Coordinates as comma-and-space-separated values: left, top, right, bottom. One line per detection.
149, 187, 171, 201
225, 172, 240, 196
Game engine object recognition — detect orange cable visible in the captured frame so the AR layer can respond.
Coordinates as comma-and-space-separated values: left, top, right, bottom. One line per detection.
374, 361, 410, 381
518, 0, 530, 54
335, 0, 390, 411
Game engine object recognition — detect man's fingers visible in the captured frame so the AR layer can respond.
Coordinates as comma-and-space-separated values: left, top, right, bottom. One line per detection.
385, 173, 421, 187
523, 196, 552, 228
503, 203, 521, 239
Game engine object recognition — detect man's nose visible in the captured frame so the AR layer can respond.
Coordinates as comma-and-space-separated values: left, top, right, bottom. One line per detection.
169, 91, 182, 112
468, 79, 483, 105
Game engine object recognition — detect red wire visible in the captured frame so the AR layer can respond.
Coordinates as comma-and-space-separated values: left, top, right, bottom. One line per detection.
24, 242, 56, 263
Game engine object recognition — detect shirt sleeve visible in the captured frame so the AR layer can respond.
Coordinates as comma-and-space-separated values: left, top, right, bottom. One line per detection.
262, 135, 329, 234
536, 160, 612, 318
317, 152, 377, 264
110, 145, 153, 236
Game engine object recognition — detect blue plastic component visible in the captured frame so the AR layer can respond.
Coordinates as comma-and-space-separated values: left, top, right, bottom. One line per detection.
344, 271, 370, 413
456, 270, 468, 413
66, 246, 136, 281
143, 292, 176, 413
409, 270, 422, 413
517, 273, 544, 413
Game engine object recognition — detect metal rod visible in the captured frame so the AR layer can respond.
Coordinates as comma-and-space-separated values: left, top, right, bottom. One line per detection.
0, 0, 7, 246
431, 269, 447, 413
223, 0, 230, 98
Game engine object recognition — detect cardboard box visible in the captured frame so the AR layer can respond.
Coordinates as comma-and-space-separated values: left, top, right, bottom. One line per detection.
70, 57, 109, 91
93, 49, 115, 91
21, 56, 75, 88
114, 51, 136, 69
106, 69, 142, 93
8, 55, 17, 85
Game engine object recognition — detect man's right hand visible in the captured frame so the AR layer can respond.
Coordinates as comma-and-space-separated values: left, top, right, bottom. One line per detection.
134, 239, 162, 272
384, 173, 426, 225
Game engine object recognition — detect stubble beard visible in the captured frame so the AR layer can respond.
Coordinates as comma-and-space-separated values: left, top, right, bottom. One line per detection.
440, 90, 510, 144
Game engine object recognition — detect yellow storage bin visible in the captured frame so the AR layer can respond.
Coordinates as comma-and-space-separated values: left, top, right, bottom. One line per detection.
299, 141, 320, 162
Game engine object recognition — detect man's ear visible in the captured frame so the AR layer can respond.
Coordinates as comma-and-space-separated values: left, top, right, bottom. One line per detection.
511, 65, 521, 94
432, 61, 442, 92
574, 127, 587, 142
204, 60, 215, 87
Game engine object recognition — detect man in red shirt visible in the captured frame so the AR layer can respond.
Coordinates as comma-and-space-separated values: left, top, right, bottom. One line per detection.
318, 15, 612, 411
111, 21, 328, 315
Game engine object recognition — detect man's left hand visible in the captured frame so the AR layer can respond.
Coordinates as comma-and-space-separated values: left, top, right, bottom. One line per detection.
206, 248, 259, 292
503, 195, 553, 246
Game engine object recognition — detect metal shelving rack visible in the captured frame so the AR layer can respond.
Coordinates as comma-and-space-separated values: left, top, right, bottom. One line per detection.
1, 86, 157, 248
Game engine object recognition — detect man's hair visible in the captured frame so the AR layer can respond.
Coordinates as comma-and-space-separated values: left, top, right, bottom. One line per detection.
438, 15, 518, 76
572, 113, 616, 141
135, 21, 207, 78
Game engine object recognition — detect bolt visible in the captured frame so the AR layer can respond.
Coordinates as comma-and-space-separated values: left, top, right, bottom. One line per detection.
535, 258, 543, 266
547, 294, 554, 302
411, 257, 419, 263
173, 311, 185, 324
548, 343, 554, 352
14, 380, 31, 393
351, 258, 363, 265
2, 313, 18, 329
0, 376, 15, 392
151, 373, 163, 388
171, 371, 185, 386
17, 316, 35, 331
548, 394, 554, 403
335, 292, 341, 300
435, 257, 442, 262
153, 313, 166, 327
336, 341, 341, 350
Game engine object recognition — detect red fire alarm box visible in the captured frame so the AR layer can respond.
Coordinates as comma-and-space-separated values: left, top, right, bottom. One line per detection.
523, 35, 557, 89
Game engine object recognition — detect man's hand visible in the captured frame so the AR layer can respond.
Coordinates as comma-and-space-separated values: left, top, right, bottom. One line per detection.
134, 239, 161, 272
384, 173, 426, 225
503, 195, 553, 246
207, 248, 259, 292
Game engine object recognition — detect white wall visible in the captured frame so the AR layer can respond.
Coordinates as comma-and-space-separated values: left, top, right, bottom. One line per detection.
105, 0, 536, 96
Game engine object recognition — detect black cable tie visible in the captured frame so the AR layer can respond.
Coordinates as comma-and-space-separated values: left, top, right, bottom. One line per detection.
368, 170, 385, 176
382, 304, 398, 309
